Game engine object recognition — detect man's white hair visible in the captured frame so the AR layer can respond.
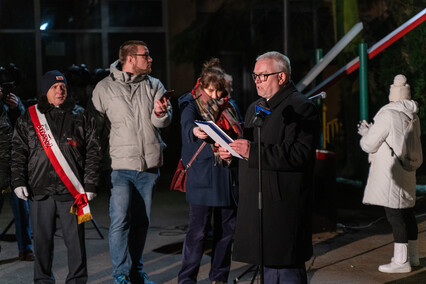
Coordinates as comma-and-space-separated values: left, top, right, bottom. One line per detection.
256, 51, 291, 84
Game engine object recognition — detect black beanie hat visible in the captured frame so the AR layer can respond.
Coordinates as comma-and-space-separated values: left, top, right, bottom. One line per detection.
41, 70, 67, 96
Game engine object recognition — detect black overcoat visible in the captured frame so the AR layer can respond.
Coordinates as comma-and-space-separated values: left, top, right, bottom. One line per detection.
232, 82, 320, 266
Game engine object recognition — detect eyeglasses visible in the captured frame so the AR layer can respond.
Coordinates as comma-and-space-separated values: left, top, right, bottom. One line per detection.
133, 53, 151, 59
251, 71, 282, 82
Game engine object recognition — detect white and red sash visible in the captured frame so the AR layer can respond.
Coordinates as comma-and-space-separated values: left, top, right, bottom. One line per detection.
29, 105, 92, 224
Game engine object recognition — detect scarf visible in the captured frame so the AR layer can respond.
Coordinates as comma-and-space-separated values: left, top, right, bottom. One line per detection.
192, 78, 243, 163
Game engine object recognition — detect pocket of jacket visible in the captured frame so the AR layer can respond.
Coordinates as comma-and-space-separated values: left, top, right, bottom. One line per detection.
188, 160, 211, 189
263, 171, 281, 201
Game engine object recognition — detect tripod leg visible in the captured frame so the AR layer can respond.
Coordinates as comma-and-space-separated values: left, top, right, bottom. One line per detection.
0, 218, 15, 238
234, 265, 257, 283
250, 266, 259, 284
90, 218, 104, 239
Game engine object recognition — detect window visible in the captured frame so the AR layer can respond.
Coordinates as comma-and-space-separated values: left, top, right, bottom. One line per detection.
0, 0, 167, 100
109, 1, 163, 27
0, 0, 34, 28
40, 0, 101, 29
42, 33, 103, 72
0, 34, 36, 100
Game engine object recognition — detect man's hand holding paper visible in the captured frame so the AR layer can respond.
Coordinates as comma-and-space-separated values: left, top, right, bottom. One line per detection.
217, 139, 250, 161
229, 139, 250, 159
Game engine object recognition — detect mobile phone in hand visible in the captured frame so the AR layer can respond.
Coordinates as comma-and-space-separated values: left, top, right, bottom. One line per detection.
160, 90, 175, 101
1, 82, 14, 97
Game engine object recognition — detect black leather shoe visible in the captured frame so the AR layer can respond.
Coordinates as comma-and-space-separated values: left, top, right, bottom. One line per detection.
19, 250, 35, 261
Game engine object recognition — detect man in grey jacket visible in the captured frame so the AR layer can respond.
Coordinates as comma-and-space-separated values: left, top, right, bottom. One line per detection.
91, 40, 172, 284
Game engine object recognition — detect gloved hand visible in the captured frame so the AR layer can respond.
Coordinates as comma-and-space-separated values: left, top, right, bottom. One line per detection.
357, 120, 371, 136
14, 186, 29, 201
86, 192, 97, 201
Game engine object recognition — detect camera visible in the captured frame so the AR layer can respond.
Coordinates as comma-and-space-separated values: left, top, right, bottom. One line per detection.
1, 81, 15, 100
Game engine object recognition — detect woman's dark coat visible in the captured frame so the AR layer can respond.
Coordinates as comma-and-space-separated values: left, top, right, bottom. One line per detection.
178, 93, 238, 207
232, 82, 320, 266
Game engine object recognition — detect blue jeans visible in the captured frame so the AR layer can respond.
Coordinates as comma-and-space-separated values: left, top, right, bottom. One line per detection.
10, 191, 32, 253
109, 169, 159, 278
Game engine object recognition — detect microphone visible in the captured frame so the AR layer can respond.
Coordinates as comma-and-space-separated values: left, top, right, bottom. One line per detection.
253, 100, 271, 127
309, 91, 326, 100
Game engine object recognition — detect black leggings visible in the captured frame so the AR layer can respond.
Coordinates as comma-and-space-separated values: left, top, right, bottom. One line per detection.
384, 207, 418, 243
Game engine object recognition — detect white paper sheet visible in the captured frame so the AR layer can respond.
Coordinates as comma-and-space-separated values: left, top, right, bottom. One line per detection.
195, 120, 243, 159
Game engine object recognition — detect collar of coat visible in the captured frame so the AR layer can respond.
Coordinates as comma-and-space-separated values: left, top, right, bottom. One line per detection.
375, 100, 418, 120
109, 60, 150, 85
265, 80, 298, 109
37, 95, 76, 114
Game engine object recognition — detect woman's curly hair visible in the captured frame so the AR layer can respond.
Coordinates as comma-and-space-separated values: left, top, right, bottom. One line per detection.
199, 58, 226, 91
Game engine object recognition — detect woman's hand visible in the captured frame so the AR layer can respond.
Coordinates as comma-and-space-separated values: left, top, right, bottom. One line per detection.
216, 143, 232, 162
357, 120, 371, 136
193, 126, 208, 139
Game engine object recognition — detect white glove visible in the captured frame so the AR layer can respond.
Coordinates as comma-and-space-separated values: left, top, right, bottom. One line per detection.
86, 192, 97, 201
14, 186, 29, 201
357, 120, 371, 136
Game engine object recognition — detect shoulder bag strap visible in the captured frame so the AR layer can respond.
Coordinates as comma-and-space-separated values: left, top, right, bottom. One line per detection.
186, 141, 207, 170
384, 140, 404, 167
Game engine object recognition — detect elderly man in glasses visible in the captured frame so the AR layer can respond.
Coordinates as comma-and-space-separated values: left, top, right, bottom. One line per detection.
90, 40, 172, 284
219, 51, 320, 283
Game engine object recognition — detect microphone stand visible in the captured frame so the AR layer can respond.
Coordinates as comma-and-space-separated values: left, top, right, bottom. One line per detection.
252, 109, 268, 284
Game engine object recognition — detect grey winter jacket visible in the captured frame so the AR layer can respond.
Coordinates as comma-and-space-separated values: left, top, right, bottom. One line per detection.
91, 60, 172, 171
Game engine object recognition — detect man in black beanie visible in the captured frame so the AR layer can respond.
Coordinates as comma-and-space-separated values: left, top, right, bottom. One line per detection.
11, 70, 102, 283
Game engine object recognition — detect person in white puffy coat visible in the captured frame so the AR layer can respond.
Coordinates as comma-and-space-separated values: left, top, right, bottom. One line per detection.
358, 74, 422, 274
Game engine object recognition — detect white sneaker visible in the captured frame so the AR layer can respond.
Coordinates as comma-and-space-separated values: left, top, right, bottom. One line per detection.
378, 261, 411, 273
391, 256, 420, 267
379, 243, 411, 273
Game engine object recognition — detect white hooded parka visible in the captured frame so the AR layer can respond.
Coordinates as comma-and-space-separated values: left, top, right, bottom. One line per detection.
360, 100, 421, 209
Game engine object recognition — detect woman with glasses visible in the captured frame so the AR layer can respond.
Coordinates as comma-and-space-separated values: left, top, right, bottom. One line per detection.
177, 58, 243, 284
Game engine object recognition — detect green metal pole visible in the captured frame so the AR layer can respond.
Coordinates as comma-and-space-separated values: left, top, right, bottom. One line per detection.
359, 43, 368, 121
315, 49, 323, 64
315, 49, 324, 149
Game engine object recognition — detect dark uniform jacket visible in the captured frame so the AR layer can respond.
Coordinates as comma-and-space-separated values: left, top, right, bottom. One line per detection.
0, 98, 24, 190
232, 82, 320, 266
0, 101, 12, 190
11, 96, 101, 201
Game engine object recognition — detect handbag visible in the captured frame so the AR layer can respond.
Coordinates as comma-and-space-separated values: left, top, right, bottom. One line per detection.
170, 142, 207, 192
